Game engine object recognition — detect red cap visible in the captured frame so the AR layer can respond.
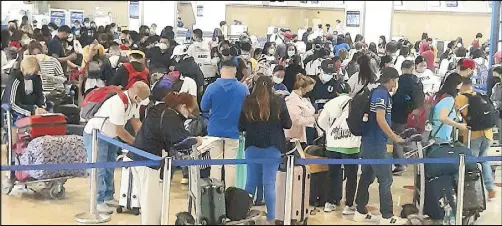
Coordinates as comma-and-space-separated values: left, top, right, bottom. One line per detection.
460, 58, 476, 70
284, 32, 293, 39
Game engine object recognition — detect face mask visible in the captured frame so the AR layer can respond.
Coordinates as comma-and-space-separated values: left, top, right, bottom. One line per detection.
321, 73, 333, 82
287, 50, 295, 57
158, 43, 168, 50
221, 48, 231, 56
139, 98, 150, 106
74, 24, 80, 28
91, 24, 96, 28
75, 30, 80, 36
269, 48, 276, 55
456, 43, 462, 48
211, 57, 219, 65
273, 76, 284, 84
84, 22, 90, 28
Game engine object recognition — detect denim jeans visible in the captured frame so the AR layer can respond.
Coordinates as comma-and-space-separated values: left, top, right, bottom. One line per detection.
355, 140, 394, 218
469, 136, 495, 191
327, 151, 360, 207
83, 132, 119, 204
244, 146, 281, 221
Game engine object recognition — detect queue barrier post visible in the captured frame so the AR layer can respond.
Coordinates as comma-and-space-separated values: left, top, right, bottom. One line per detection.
283, 155, 295, 225
161, 157, 173, 225
75, 129, 111, 224
455, 154, 466, 225
6, 107, 13, 180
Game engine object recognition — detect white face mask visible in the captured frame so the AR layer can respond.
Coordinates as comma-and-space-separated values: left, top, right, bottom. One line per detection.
139, 98, 150, 106
456, 43, 462, 48
321, 73, 333, 82
84, 22, 90, 28
158, 43, 168, 50
273, 76, 284, 84
75, 30, 80, 36
210, 57, 219, 65
22, 39, 31, 45
67, 37, 73, 42
287, 50, 295, 57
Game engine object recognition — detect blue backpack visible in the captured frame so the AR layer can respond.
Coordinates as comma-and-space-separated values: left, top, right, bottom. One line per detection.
151, 71, 184, 101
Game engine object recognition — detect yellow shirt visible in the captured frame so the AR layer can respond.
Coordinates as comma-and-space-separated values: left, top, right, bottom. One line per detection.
82, 44, 105, 69
454, 89, 493, 143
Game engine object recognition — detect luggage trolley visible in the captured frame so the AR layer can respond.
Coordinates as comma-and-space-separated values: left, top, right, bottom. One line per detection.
1, 104, 69, 199
175, 137, 265, 225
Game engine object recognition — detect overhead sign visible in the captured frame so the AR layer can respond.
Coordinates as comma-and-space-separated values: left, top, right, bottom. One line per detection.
49, 9, 67, 26
346, 11, 360, 27
69, 10, 84, 24
129, 1, 139, 19
445, 1, 458, 7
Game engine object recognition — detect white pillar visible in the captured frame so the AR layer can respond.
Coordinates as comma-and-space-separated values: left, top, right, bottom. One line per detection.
143, 1, 177, 31
363, 1, 393, 45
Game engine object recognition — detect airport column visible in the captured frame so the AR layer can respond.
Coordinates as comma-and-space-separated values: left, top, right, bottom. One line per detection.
362, 1, 394, 45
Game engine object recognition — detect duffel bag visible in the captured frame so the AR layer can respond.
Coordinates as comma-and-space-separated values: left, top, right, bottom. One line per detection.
225, 187, 253, 221
424, 141, 477, 178
462, 167, 486, 215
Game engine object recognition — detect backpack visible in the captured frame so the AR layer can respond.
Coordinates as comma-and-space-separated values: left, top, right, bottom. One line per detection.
224, 187, 253, 221
407, 94, 436, 134
151, 71, 185, 102
346, 85, 372, 136
491, 82, 502, 111
80, 85, 129, 120
474, 60, 488, 91
461, 92, 497, 131
123, 63, 149, 90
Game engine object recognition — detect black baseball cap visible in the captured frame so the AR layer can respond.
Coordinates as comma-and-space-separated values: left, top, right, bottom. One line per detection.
378, 67, 400, 83
321, 59, 336, 74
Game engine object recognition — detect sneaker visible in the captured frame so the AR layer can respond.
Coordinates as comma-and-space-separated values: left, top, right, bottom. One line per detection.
342, 206, 357, 215
180, 178, 189, 185
353, 211, 380, 222
324, 202, 337, 212
105, 199, 119, 207
392, 166, 407, 176
97, 203, 115, 214
380, 216, 406, 225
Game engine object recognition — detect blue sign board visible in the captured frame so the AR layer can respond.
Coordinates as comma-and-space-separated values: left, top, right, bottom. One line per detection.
50, 9, 67, 26
70, 11, 84, 24
129, 1, 140, 19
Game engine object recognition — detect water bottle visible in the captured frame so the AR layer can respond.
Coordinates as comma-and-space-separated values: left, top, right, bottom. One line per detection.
362, 113, 369, 122
443, 204, 452, 225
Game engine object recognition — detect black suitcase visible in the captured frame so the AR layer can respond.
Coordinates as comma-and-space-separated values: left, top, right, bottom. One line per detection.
424, 142, 477, 178
462, 168, 486, 216
54, 104, 80, 125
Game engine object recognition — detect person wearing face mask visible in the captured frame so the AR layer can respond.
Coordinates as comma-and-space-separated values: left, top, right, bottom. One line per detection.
217, 40, 249, 82
72, 20, 81, 35
284, 55, 306, 92
90, 21, 97, 29
309, 58, 341, 111
146, 35, 173, 73
110, 50, 149, 90
67, 33, 83, 55
272, 65, 288, 93
82, 41, 115, 95
171, 44, 205, 92
126, 91, 201, 224
278, 44, 297, 67
413, 56, 440, 95
48, 25, 77, 74
8, 20, 19, 36
187, 29, 213, 80
83, 82, 150, 214
238, 42, 257, 74
285, 74, 316, 146
275, 31, 293, 59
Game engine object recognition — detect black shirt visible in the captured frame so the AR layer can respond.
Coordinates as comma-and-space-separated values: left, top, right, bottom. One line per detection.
127, 104, 194, 169
146, 46, 172, 70
239, 96, 292, 153
109, 61, 147, 88
309, 77, 339, 110
48, 35, 68, 74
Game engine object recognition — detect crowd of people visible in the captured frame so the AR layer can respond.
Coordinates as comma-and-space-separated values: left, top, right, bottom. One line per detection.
1, 16, 501, 225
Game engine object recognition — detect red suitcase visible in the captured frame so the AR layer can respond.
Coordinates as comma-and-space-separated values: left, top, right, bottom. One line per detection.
15, 114, 67, 154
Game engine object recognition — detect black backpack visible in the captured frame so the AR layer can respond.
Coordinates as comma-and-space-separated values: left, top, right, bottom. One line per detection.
225, 187, 253, 221
461, 92, 497, 131
346, 85, 373, 136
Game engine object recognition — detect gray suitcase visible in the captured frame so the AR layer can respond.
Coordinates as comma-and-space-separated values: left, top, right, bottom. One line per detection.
199, 178, 226, 225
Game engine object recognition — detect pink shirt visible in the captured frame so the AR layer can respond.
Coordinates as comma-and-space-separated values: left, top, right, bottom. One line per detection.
421, 50, 435, 70
284, 91, 316, 143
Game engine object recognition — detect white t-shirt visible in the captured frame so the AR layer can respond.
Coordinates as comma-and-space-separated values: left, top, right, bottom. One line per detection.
187, 41, 213, 78
415, 69, 441, 95
305, 58, 323, 76
84, 91, 140, 137
178, 75, 198, 97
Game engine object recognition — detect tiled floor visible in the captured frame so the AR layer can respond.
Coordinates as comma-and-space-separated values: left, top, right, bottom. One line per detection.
1, 146, 501, 225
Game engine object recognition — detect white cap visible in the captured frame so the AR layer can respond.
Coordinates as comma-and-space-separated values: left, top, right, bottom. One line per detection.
171, 44, 188, 59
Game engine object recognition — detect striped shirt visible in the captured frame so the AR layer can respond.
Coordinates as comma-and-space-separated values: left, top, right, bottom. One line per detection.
363, 85, 392, 143
35, 54, 65, 91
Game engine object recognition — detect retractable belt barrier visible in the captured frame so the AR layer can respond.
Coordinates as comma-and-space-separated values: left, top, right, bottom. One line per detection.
1, 130, 500, 225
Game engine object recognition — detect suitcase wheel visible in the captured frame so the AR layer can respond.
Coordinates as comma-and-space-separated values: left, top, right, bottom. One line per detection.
131, 207, 140, 216
46, 184, 65, 199
116, 206, 123, 213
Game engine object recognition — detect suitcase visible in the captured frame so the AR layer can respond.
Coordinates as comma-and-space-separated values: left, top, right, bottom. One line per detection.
117, 162, 141, 215
275, 165, 310, 224
424, 141, 477, 178
462, 167, 486, 216
53, 104, 80, 125
16, 113, 67, 139
309, 171, 328, 207
66, 124, 85, 136
15, 135, 87, 181
199, 178, 226, 225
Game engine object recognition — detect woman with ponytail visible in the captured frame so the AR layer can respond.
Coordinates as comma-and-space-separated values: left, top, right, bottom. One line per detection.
285, 74, 317, 146
239, 76, 292, 224
127, 92, 202, 225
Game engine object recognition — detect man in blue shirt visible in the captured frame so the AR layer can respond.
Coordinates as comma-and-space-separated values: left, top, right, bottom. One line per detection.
201, 60, 249, 188
354, 67, 406, 224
